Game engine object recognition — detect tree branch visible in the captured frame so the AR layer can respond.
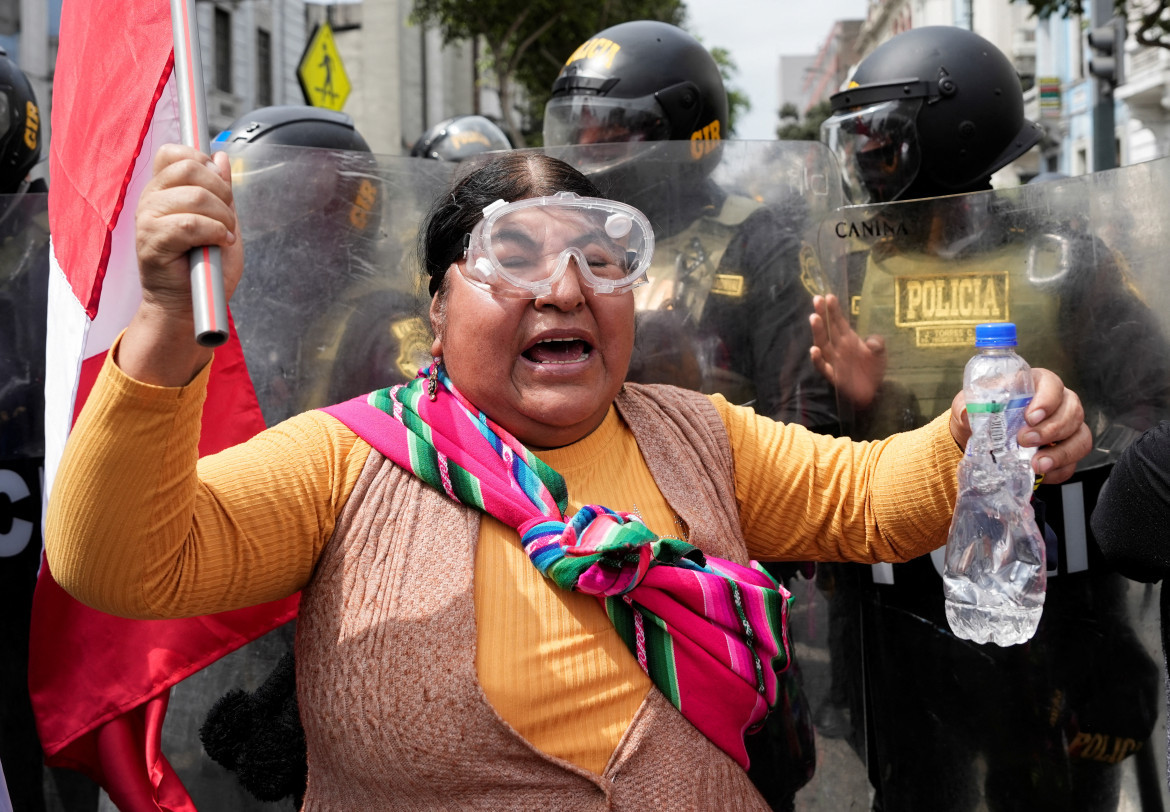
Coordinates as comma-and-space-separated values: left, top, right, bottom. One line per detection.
505, 11, 562, 75
1133, 0, 1170, 50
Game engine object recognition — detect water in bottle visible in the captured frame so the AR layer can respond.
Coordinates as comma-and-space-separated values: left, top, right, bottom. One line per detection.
943, 322, 1046, 646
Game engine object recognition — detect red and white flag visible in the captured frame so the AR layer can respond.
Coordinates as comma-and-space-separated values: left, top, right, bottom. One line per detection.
30, 3, 297, 809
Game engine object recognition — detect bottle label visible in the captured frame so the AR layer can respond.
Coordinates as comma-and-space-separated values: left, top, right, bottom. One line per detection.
966, 396, 1033, 452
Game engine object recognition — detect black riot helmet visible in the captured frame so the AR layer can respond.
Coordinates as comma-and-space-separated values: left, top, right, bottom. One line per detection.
544, 20, 728, 177
821, 26, 1043, 204
212, 105, 381, 240
213, 105, 370, 151
0, 47, 41, 194
410, 115, 511, 161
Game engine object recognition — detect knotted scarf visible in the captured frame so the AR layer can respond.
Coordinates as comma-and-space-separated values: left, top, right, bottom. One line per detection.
321, 364, 791, 768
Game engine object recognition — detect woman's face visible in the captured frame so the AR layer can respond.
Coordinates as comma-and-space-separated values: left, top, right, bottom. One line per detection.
430, 224, 636, 449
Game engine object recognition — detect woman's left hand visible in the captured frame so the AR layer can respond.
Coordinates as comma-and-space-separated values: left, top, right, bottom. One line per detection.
949, 368, 1091, 485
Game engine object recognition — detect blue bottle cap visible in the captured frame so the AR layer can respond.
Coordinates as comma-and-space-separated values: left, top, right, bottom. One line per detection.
974, 322, 1017, 347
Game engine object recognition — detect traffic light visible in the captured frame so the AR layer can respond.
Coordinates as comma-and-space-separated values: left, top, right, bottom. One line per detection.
1087, 17, 1126, 88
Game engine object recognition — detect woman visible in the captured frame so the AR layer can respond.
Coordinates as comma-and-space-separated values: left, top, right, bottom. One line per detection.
46, 147, 1091, 810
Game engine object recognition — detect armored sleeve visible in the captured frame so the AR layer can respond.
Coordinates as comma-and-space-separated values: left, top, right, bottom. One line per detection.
1090, 421, 1170, 583
1059, 233, 1170, 433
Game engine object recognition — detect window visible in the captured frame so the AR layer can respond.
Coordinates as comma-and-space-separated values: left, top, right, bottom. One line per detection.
257, 28, 272, 107
214, 7, 232, 93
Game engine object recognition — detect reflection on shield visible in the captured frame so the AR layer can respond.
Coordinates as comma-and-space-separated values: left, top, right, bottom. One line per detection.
0, 191, 54, 811
817, 159, 1170, 811
548, 140, 848, 429
227, 143, 453, 424
820, 163, 1170, 467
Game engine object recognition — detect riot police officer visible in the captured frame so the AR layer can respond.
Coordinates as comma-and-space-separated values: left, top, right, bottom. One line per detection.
544, 20, 837, 433
0, 45, 69, 811
0, 45, 42, 196
815, 26, 1170, 811
0, 45, 46, 452
212, 105, 436, 424
410, 114, 511, 161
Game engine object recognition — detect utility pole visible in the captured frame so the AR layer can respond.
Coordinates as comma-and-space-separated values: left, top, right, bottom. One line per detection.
1086, 1, 1126, 171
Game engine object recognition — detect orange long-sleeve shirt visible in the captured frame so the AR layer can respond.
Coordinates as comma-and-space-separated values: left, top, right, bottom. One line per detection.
46, 345, 960, 773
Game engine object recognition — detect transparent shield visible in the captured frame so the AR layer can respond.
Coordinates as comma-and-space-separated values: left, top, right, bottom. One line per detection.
816, 162, 1170, 811
227, 143, 453, 426
0, 192, 57, 811
546, 139, 847, 431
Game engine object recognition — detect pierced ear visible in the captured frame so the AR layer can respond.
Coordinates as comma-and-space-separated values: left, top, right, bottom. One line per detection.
428, 273, 451, 352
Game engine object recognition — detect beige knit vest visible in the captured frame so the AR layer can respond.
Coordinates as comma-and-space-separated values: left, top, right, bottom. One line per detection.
296, 383, 770, 810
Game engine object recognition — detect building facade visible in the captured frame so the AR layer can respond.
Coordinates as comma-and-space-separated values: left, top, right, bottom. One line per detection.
305, 1, 485, 156
799, 20, 864, 113
201, 0, 309, 136
808, 0, 1170, 176
9, 0, 488, 168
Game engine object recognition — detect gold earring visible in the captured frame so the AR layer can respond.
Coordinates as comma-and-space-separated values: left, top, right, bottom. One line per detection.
427, 360, 440, 401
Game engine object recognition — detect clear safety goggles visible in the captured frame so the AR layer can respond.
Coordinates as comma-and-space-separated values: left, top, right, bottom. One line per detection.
461, 191, 655, 298
821, 98, 923, 205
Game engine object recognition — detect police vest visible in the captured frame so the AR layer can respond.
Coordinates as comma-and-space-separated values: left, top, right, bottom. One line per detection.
855, 239, 1074, 433
854, 234, 1123, 585
634, 193, 760, 324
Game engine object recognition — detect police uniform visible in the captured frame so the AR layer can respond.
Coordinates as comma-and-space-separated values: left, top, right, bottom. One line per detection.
629, 183, 838, 433
836, 201, 1170, 810
0, 192, 53, 810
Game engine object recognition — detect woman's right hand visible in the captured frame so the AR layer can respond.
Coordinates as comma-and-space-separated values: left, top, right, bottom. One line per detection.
135, 144, 241, 314
120, 145, 242, 386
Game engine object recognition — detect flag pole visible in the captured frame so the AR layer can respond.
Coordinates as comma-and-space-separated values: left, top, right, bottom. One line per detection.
170, 0, 229, 347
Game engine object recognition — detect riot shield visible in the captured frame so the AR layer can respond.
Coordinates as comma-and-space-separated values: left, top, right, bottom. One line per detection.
226, 142, 454, 425
0, 192, 101, 810
546, 140, 847, 432
816, 162, 1170, 811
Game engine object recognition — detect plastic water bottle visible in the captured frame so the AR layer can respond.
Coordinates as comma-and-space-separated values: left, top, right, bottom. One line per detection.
943, 322, 1046, 646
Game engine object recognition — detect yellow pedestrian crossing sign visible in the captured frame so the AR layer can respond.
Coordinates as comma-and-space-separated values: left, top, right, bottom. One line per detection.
298, 23, 351, 111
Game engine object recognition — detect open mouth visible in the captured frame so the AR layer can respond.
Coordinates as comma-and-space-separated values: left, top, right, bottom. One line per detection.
522, 337, 593, 365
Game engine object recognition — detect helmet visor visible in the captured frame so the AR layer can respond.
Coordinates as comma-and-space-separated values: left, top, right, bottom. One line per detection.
821, 98, 923, 204
543, 94, 672, 170
221, 143, 383, 238
462, 192, 655, 298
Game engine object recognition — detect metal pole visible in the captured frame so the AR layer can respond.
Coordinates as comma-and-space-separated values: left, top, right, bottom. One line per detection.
1092, 0, 1118, 171
171, 0, 229, 347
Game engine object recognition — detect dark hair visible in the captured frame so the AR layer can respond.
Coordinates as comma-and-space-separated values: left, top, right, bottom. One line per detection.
419, 152, 602, 296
